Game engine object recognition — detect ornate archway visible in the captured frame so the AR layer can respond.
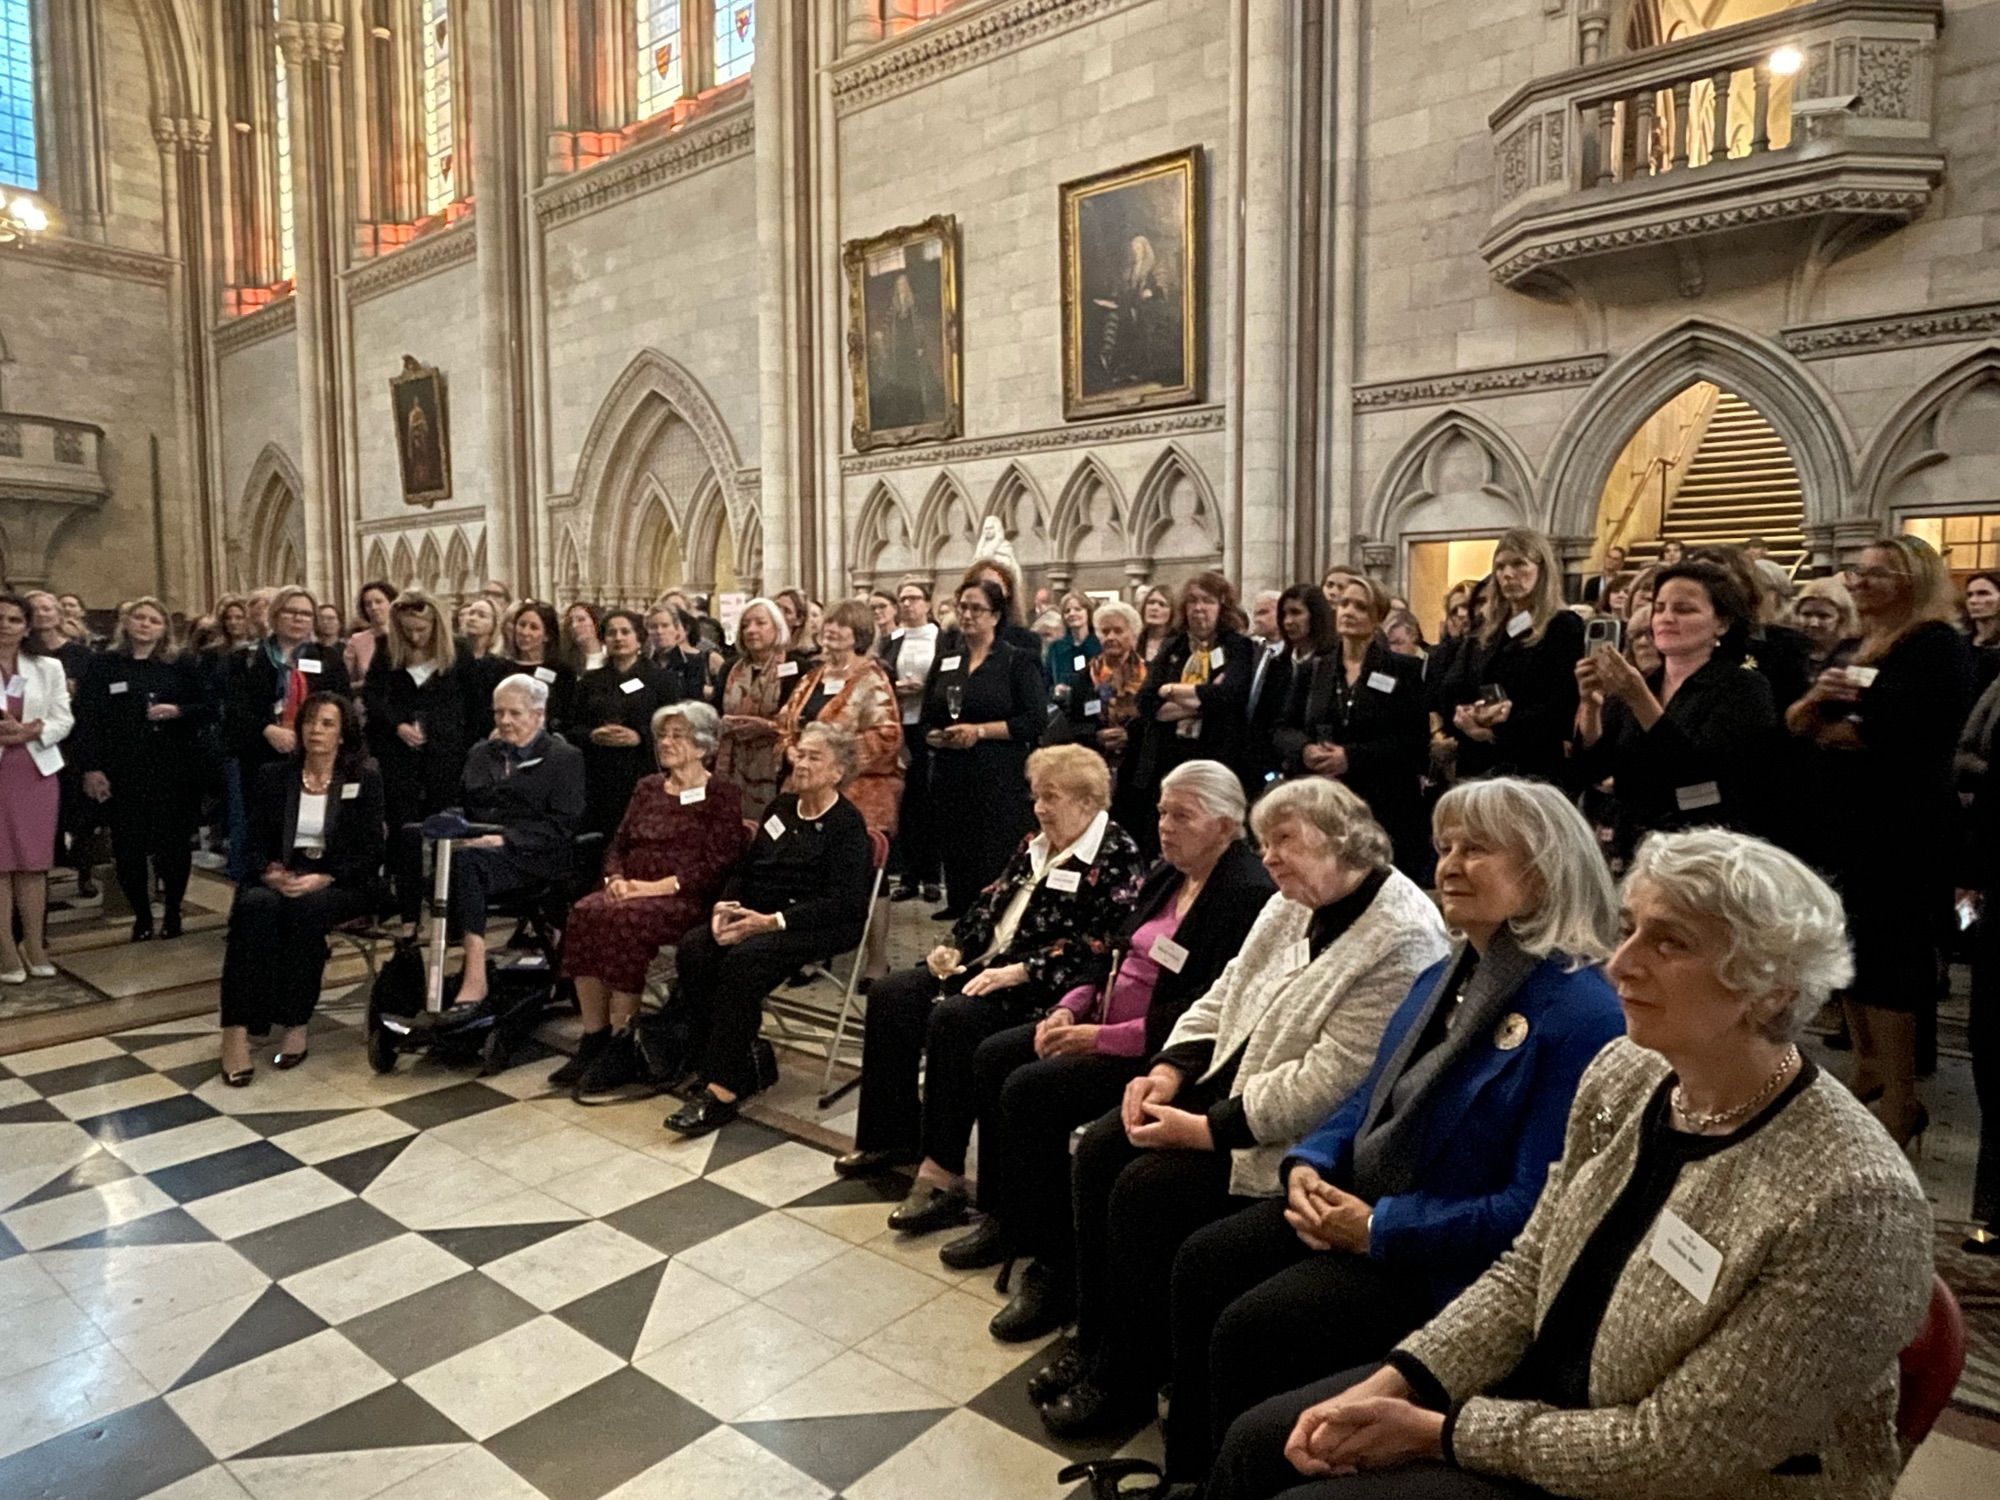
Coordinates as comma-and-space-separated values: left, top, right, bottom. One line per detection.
238, 443, 307, 589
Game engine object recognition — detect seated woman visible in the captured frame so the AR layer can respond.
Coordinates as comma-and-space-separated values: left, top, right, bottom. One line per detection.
663, 723, 875, 1137
448, 674, 587, 1009
830, 744, 1148, 1236
942, 760, 1275, 1343
1161, 777, 1623, 1484
1035, 779, 1450, 1440
554, 701, 746, 1097
1207, 829, 1934, 1500
218, 692, 385, 1083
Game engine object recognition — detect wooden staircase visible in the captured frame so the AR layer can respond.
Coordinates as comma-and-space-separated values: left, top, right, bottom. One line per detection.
1623, 392, 1806, 572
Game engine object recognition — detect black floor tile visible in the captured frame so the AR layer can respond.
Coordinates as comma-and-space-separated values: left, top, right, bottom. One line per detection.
0, 1396, 214, 1500
22, 1053, 153, 1101
171, 1284, 329, 1391
788, 1174, 914, 1211
701, 1117, 798, 1175
73, 1091, 219, 1145
50, 1206, 219, 1251
231, 1108, 360, 1139
422, 1218, 581, 1267
108, 1030, 214, 1054
0, 1220, 23, 1260
146, 1140, 304, 1204
966, 1345, 1149, 1465
315, 1135, 418, 1195
381, 1081, 513, 1132
234, 1381, 469, 1458
8, 1148, 136, 1208
0, 1099, 68, 1125
230, 1196, 405, 1280
485, 1366, 715, 1500
736, 1410, 952, 1494
605, 1177, 767, 1260
553, 1261, 670, 1360
340, 1270, 540, 1379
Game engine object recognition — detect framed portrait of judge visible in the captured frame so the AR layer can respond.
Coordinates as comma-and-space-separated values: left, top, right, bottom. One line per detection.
390, 356, 452, 506
1060, 146, 1204, 421
843, 216, 963, 452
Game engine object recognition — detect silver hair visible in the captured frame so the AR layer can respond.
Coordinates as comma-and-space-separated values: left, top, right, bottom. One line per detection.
1160, 758, 1246, 831
737, 597, 792, 651
1250, 777, 1392, 873
1093, 599, 1141, 636
1624, 828, 1853, 1043
1433, 778, 1618, 965
796, 720, 857, 779
493, 672, 550, 712
651, 699, 721, 755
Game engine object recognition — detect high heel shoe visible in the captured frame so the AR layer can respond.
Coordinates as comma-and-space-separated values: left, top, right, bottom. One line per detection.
274, 1050, 309, 1070
222, 1065, 254, 1088
161, 910, 183, 940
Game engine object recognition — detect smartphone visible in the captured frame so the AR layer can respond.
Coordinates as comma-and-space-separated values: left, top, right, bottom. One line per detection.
1478, 683, 1510, 707
1584, 617, 1626, 653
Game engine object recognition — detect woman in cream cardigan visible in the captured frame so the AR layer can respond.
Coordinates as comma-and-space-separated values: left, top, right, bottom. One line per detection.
1207, 827, 1934, 1500
1037, 776, 1449, 1439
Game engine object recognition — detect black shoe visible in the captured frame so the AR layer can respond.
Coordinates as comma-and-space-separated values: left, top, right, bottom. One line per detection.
939, 1216, 1008, 1271
664, 1068, 707, 1098
574, 1032, 646, 1099
1027, 1336, 1085, 1405
161, 909, 183, 939
549, 1028, 611, 1089
221, 1066, 254, 1089
833, 1148, 916, 1180
887, 1183, 971, 1235
931, 907, 965, 923
663, 1091, 738, 1136
273, 1049, 309, 1070
1039, 1377, 1147, 1440
130, 920, 154, 943
1057, 1459, 1167, 1500
990, 1261, 1073, 1343
921, 884, 941, 903
889, 884, 921, 903
785, 969, 813, 989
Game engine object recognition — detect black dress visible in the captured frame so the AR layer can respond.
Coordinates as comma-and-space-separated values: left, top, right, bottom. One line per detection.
503, 658, 577, 736
573, 659, 682, 837
1126, 628, 1255, 853
920, 638, 1048, 908
1441, 610, 1585, 786
223, 641, 354, 783
362, 648, 476, 839
1274, 642, 1429, 873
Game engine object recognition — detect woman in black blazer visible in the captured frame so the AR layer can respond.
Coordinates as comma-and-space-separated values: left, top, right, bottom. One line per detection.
943, 761, 1277, 1343
362, 592, 475, 842
1276, 576, 1429, 876
1126, 572, 1254, 856
573, 609, 682, 837
1444, 529, 1584, 786
498, 600, 577, 736
219, 692, 384, 1084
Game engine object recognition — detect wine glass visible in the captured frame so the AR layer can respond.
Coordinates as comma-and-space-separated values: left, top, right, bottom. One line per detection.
945, 684, 964, 723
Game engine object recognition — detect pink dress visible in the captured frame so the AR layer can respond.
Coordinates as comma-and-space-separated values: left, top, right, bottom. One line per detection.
0, 685, 60, 873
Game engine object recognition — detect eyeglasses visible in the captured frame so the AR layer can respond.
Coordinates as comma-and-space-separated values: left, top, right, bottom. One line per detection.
956, 602, 993, 617
1845, 566, 1904, 583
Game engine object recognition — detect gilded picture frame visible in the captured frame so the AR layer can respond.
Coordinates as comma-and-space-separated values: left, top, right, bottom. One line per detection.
390, 356, 452, 507
1060, 146, 1204, 421
843, 215, 963, 452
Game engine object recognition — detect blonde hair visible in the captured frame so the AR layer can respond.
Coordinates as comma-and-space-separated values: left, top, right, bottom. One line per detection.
1434, 778, 1618, 965
386, 591, 456, 673
1333, 573, 1392, 626
1856, 534, 1958, 664
736, 597, 792, 652
457, 597, 499, 657
111, 596, 179, 661
1251, 777, 1393, 873
1792, 578, 1859, 639
1480, 527, 1568, 646
1026, 743, 1112, 813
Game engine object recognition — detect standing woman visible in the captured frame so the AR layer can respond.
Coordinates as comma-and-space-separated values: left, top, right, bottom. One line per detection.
456, 596, 510, 740
363, 592, 472, 841
72, 599, 207, 942
715, 597, 796, 823
0, 594, 72, 983
651, 604, 726, 705
214, 594, 254, 650
774, 588, 820, 669
313, 605, 345, 650
345, 580, 397, 688
1966, 568, 2000, 694
1787, 534, 1973, 1146
946, 557, 1043, 657
923, 578, 1050, 916
1046, 591, 1101, 700
885, 579, 942, 904
1136, 585, 1178, 671
27, 590, 98, 903
573, 609, 680, 838
1063, 600, 1151, 786
564, 601, 607, 673
501, 600, 576, 735
1447, 527, 1585, 785
1793, 578, 1861, 676
1127, 572, 1253, 856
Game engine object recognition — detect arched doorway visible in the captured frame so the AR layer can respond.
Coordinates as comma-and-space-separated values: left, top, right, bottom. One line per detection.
239, 444, 307, 589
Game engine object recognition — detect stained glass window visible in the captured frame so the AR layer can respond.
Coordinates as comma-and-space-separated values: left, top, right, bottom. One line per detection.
714, 1, 755, 86
420, 0, 455, 212
274, 42, 296, 282
636, 0, 684, 120
0, 0, 36, 190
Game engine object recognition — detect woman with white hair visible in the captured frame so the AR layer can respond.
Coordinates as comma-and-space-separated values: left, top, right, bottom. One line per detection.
715, 596, 795, 822
942, 760, 1277, 1343
1037, 778, 1449, 1439
1208, 829, 1933, 1500
1150, 778, 1623, 1486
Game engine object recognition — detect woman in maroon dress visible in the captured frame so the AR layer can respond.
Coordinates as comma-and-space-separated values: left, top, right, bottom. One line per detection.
556, 699, 746, 1096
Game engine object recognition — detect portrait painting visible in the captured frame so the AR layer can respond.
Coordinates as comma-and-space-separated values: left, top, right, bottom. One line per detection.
844, 215, 962, 451
390, 356, 452, 506
1060, 146, 1204, 421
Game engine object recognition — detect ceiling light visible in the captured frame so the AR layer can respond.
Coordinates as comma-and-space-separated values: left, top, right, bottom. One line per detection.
1769, 46, 1804, 78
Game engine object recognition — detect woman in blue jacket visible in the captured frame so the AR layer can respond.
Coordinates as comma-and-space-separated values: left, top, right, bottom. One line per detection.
1158, 777, 1624, 1484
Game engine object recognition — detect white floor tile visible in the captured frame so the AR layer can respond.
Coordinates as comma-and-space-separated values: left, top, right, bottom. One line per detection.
0, 1340, 156, 1461
226, 1444, 459, 1500
857, 1287, 1051, 1405
845, 1407, 1072, 1500
167, 1328, 393, 1458
2, 1175, 176, 1252
539, 1148, 694, 1218
629, 1261, 749, 1363
366, 1444, 546, 1499
426, 1100, 566, 1158
403, 1315, 622, 1441
605, 1424, 832, 1500
0, 1290, 106, 1380
184, 1167, 353, 1241
635, 1303, 843, 1422
738, 1349, 960, 1421
4, 1038, 127, 1075
108, 1287, 265, 1390
480, 1220, 662, 1311
0, 1251, 66, 1315
760, 1245, 950, 1347
40, 1241, 272, 1341
46, 1073, 187, 1121
144, 1465, 256, 1499
706, 1141, 843, 1208
475, 1122, 626, 1187
280, 1233, 468, 1325
263, 1108, 416, 1166
675, 1212, 849, 1299
100, 1116, 262, 1176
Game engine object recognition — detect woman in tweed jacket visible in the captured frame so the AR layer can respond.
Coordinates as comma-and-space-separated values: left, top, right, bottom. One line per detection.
1208, 829, 1934, 1500
1037, 777, 1450, 1439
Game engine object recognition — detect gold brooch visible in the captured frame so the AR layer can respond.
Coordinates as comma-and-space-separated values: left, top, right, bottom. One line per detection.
1494, 1013, 1530, 1051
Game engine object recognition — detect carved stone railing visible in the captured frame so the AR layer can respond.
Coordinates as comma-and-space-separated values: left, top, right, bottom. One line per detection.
1480, 0, 1945, 288
0, 412, 110, 587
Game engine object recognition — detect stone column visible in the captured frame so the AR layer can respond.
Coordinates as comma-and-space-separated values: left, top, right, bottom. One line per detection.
156, 115, 223, 603
42, 0, 109, 239
1320, 0, 1364, 569
754, 2, 803, 589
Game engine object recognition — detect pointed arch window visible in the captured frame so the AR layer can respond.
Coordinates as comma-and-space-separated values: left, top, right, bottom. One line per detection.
636, 0, 685, 121
0, 0, 34, 191
630, 1, 754, 123
419, 0, 456, 213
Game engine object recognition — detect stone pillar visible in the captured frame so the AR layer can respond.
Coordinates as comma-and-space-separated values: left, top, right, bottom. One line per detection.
156, 115, 223, 604
1320, 0, 1363, 570
845, 0, 883, 48
754, 2, 803, 590
42, 0, 109, 239
1578, 0, 1610, 67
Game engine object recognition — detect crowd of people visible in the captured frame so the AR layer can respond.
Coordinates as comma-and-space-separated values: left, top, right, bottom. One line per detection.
0, 521, 1993, 1497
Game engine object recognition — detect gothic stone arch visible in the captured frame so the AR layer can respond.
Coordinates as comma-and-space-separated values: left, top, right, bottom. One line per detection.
239, 443, 307, 589
1856, 346, 2000, 523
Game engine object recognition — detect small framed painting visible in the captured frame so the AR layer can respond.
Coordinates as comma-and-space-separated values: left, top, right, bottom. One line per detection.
390, 356, 452, 506
843, 215, 963, 451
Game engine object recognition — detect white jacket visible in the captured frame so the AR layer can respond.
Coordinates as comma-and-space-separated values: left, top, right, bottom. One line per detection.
0, 654, 74, 775
1165, 866, 1450, 1196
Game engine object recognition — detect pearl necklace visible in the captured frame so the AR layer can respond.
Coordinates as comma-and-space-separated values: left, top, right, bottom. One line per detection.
1672, 1045, 1799, 1133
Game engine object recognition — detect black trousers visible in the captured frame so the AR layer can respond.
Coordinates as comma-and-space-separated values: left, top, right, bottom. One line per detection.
970, 1022, 1140, 1263
1209, 1365, 1549, 1500
105, 781, 198, 922
220, 882, 370, 1033
1972, 903, 2000, 1227
1071, 1107, 1246, 1397
448, 847, 543, 937
896, 724, 938, 888
676, 922, 830, 1096
1168, 1198, 1438, 1480
852, 965, 1023, 1171
931, 756, 1030, 912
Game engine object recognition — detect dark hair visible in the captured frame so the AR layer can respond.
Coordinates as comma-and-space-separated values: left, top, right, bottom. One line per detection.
292, 690, 369, 778
956, 578, 1009, 623
600, 609, 648, 653
1652, 561, 1753, 635
0, 592, 37, 655
356, 580, 399, 615
1183, 570, 1247, 635
1277, 583, 1338, 655
509, 600, 561, 659
1968, 569, 2000, 596
958, 559, 1020, 625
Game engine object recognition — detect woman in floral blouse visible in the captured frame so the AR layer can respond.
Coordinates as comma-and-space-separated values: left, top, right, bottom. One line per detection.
714, 597, 796, 822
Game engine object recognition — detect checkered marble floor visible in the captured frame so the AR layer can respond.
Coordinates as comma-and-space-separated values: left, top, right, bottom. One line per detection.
0, 1002, 1157, 1500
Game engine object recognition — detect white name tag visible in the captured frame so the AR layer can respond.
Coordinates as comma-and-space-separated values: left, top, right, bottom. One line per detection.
1648, 1208, 1722, 1304
340, 782, 361, 801
1083, 698, 1102, 717
1073, 655, 1087, 672
822, 677, 845, 692
1209, 648, 1224, 670
1149, 934, 1189, 973
1046, 868, 1082, 894
939, 655, 962, 672
1284, 939, 1312, 974
108, 681, 129, 696
534, 666, 558, 683
1506, 611, 1532, 639
777, 661, 799, 678
1676, 781, 1723, 812
763, 814, 787, 841
516, 757, 543, 769
619, 677, 643, 695
678, 785, 707, 805
297, 656, 324, 674
1367, 671, 1397, 694
3, 675, 22, 697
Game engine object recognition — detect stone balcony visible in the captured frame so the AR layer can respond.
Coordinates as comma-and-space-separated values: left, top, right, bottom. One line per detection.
1479, 0, 1946, 291
0, 412, 109, 587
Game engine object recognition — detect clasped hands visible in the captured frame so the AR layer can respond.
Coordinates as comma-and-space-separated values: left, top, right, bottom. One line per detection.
1282, 1366, 1445, 1480
590, 724, 642, 748
1033, 1007, 1101, 1058
1450, 700, 1510, 743
1284, 1163, 1373, 1255
925, 944, 1028, 998
260, 863, 332, 898
1119, 1065, 1213, 1150
0, 714, 41, 746
711, 900, 781, 946
605, 874, 679, 902
1300, 742, 1349, 777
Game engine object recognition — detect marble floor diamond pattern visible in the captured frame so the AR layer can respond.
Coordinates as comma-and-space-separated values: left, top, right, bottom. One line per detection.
0, 1005, 1155, 1500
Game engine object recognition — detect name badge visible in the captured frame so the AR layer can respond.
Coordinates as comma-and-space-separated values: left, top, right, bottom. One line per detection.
1366, 671, 1397, 694
763, 814, 787, 841
822, 677, 845, 692
340, 782, 361, 801
534, 666, 558, 683
1083, 698, 1102, 717
108, 681, 130, 696
1283, 938, 1312, 974
1676, 781, 1723, 812
679, 785, 707, 805
516, 757, 543, 769
1209, 648, 1224, 670
297, 656, 324, 675
1046, 868, 1082, 894
3, 674, 22, 697
939, 655, 962, 673
619, 677, 643, 695
1648, 1208, 1722, 1305
1506, 611, 1532, 639
1149, 934, 1189, 973
1073, 655, 1087, 672
777, 661, 799, 678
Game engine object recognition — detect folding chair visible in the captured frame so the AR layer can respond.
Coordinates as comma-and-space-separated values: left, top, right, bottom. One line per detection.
760, 828, 889, 1109
1897, 1273, 1967, 1451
